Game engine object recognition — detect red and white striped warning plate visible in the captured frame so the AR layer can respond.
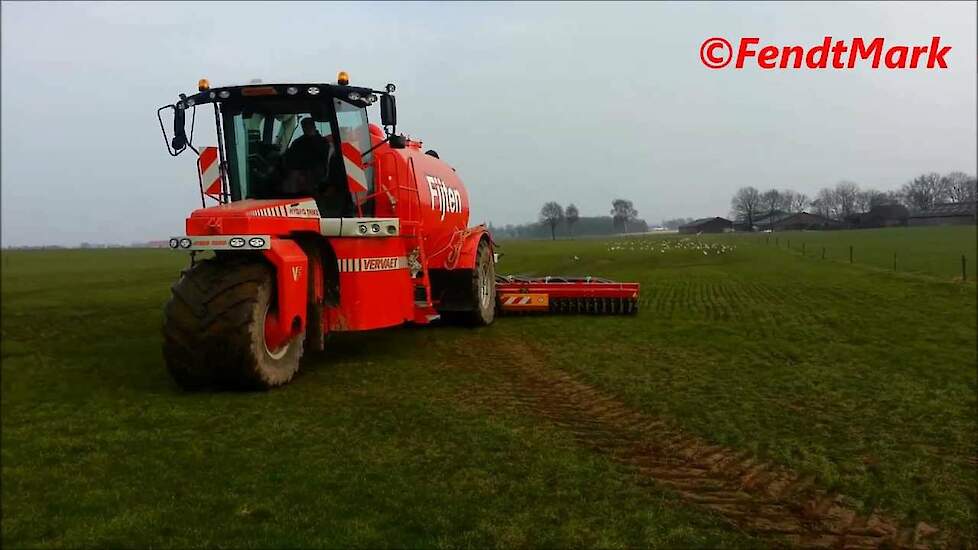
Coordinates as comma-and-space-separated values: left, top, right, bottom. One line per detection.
197, 146, 222, 199
251, 199, 321, 218
499, 293, 549, 309
341, 142, 368, 194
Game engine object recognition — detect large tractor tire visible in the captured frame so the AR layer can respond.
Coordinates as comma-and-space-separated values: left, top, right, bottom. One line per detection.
162, 257, 305, 390
463, 239, 496, 326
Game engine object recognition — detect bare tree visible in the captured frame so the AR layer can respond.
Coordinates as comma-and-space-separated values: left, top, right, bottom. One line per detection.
853, 189, 886, 213
942, 172, 977, 203
834, 181, 860, 219
761, 189, 783, 217
539, 202, 564, 240
900, 173, 944, 211
730, 186, 761, 230
610, 199, 638, 233
662, 217, 695, 229
783, 190, 809, 213
812, 187, 836, 218
565, 204, 580, 236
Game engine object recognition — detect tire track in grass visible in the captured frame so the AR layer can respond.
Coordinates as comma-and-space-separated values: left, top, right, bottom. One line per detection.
453, 336, 953, 549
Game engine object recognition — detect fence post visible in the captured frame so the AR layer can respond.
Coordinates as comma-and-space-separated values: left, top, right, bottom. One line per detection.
963, 255, 967, 281
849, 245, 853, 264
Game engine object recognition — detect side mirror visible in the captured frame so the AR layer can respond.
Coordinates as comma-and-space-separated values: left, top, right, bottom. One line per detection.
380, 94, 397, 127
171, 105, 188, 151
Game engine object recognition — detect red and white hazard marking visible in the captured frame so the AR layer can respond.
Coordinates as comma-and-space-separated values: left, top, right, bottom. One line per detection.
338, 256, 407, 273
499, 293, 549, 308
253, 205, 289, 217
341, 142, 368, 194
197, 146, 222, 198
251, 200, 320, 218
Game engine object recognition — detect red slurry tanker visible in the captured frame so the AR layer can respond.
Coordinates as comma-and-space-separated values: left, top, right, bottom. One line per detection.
158, 73, 639, 389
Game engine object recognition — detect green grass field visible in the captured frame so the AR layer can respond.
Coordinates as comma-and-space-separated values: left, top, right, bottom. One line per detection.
2, 226, 975, 548
749, 226, 976, 281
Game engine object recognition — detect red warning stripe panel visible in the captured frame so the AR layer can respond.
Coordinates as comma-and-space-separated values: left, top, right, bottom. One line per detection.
198, 146, 222, 196
499, 293, 549, 310
341, 142, 368, 194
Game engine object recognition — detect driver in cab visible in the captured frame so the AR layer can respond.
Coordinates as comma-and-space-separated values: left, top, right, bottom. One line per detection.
282, 118, 331, 196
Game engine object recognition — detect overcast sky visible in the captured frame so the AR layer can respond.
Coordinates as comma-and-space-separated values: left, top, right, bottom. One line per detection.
1, 1, 975, 246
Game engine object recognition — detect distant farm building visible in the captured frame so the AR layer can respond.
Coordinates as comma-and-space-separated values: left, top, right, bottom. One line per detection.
769, 212, 844, 231
847, 204, 910, 228
908, 202, 977, 226
734, 211, 842, 232
679, 217, 733, 234
734, 211, 789, 232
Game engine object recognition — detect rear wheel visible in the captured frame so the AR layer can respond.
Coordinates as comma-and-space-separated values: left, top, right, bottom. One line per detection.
465, 239, 496, 325
162, 257, 305, 390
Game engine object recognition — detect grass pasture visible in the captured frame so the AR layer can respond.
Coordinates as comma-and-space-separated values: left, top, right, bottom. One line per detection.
751, 225, 976, 281
2, 226, 976, 548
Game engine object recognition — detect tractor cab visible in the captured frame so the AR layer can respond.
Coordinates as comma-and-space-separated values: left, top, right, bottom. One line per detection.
158, 74, 399, 218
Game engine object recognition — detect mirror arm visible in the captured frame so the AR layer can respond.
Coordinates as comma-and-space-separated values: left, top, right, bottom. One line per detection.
360, 134, 392, 160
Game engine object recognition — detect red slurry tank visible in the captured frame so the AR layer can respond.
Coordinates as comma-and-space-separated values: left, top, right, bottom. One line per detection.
156, 73, 638, 390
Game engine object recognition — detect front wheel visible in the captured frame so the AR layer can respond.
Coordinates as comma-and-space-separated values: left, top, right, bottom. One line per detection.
162, 258, 305, 390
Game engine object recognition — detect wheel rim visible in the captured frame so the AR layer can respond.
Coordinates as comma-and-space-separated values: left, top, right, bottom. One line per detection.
478, 254, 493, 310
262, 303, 291, 360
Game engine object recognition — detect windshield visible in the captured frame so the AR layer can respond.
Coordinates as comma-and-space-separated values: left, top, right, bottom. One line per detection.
220, 98, 373, 217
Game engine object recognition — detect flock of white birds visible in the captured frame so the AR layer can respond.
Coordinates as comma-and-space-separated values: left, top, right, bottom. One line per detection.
605, 238, 737, 256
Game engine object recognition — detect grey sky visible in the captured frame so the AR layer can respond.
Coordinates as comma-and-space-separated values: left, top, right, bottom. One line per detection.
1, 1, 975, 246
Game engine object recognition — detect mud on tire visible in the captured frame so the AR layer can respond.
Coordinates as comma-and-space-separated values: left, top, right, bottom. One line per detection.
162, 256, 304, 390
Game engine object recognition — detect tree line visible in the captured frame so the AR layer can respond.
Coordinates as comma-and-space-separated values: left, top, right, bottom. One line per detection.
729, 171, 976, 228
489, 199, 646, 240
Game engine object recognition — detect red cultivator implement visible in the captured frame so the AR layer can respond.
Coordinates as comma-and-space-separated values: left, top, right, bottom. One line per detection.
496, 275, 640, 315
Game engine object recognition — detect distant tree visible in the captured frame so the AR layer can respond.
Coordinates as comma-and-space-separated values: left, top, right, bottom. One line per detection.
610, 199, 638, 233
662, 217, 695, 230
854, 188, 893, 212
761, 189, 783, 217
942, 172, 977, 204
812, 187, 836, 218
834, 181, 860, 218
565, 204, 580, 236
539, 201, 564, 240
730, 186, 761, 230
782, 190, 809, 213
900, 173, 944, 211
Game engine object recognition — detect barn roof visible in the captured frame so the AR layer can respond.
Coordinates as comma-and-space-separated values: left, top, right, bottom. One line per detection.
680, 217, 732, 228
910, 202, 977, 218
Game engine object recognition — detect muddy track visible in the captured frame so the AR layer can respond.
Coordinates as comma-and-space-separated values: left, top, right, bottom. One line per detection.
452, 337, 953, 549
